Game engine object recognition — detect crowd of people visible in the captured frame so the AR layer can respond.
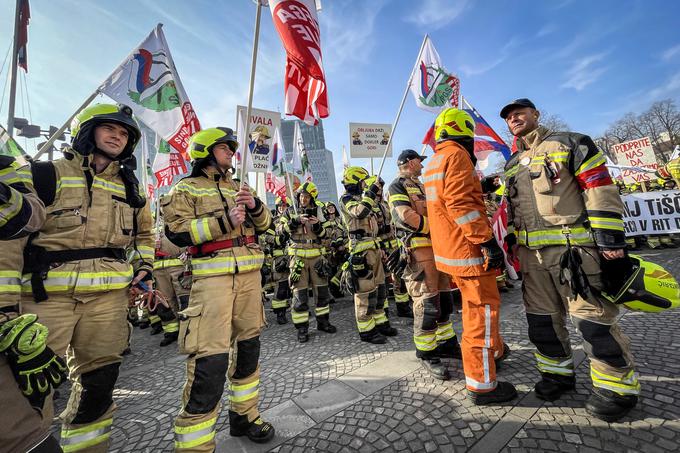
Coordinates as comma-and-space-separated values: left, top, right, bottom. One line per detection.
1, 98, 679, 453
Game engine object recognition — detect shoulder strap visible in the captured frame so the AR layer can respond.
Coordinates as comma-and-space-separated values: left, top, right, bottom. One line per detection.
31, 161, 57, 207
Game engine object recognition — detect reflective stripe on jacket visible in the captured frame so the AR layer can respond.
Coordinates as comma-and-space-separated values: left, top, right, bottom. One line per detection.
387, 173, 431, 249
423, 141, 492, 277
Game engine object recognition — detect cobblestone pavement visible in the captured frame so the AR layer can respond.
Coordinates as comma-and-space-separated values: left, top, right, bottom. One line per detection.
51, 249, 680, 452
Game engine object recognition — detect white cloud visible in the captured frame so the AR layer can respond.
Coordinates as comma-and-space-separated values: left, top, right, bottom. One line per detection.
561, 53, 608, 91
648, 72, 680, 100
459, 37, 519, 77
403, 0, 471, 31
660, 43, 680, 62
536, 23, 557, 38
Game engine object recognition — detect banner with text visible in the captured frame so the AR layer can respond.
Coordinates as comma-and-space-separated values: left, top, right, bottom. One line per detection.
611, 137, 658, 184
349, 122, 393, 158
622, 190, 680, 236
236, 105, 281, 173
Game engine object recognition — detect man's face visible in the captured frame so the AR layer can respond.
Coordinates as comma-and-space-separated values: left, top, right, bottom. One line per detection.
94, 122, 129, 157
408, 158, 423, 176
278, 203, 288, 214
212, 143, 234, 169
505, 107, 540, 137
299, 192, 312, 207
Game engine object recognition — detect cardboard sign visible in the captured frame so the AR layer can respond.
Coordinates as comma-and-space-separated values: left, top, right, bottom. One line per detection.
236, 106, 282, 173
611, 137, 658, 184
349, 122, 392, 158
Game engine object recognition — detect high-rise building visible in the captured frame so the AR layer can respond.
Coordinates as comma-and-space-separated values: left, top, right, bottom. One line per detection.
266, 119, 338, 206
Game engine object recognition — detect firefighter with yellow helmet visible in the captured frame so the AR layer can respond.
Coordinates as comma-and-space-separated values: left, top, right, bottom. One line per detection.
267, 196, 291, 324
339, 166, 398, 344
0, 155, 67, 452
162, 127, 275, 450
501, 97, 642, 421
278, 181, 337, 342
20, 103, 155, 451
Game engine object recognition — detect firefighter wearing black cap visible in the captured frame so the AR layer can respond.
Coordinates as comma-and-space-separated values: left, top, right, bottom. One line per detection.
163, 127, 275, 450
20, 103, 155, 452
501, 98, 639, 422
387, 149, 462, 380
0, 155, 67, 453
278, 182, 337, 342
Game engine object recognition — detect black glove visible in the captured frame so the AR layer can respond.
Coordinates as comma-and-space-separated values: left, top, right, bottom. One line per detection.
288, 215, 302, 229
480, 238, 504, 270
0, 314, 67, 410
385, 248, 407, 275
481, 176, 501, 194
504, 232, 517, 249
0, 182, 11, 204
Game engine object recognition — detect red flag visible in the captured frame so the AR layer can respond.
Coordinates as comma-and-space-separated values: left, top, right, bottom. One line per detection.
491, 198, 519, 279
269, 0, 329, 125
17, 0, 30, 72
422, 122, 436, 150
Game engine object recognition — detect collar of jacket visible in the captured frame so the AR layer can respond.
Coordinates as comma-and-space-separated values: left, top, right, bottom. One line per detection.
65, 147, 120, 178
434, 139, 467, 155
201, 165, 232, 182
518, 126, 551, 151
398, 168, 419, 180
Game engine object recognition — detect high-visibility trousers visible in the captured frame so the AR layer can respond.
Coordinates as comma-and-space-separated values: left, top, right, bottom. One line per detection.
519, 246, 639, 396
173, 271, 266, 453
22, 288, 130, 453
289, 255, 331, 327
353, 248, 387, 337
154, 265, 189, 335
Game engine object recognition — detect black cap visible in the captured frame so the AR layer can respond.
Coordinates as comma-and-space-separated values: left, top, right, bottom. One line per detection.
500, 98, 536, 119
397, 149, 426, 166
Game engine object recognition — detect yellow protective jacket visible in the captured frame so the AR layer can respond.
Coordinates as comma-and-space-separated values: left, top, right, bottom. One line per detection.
387, 171, 432, 250
278, 201, 327, 258
339, 188, 381, 253
162, 167, 271, 278
22, 149, 154, 297
0, 156, 45, 309
504, 126, 625, 250
374, 198, 398, 251
657, 157, 680, 181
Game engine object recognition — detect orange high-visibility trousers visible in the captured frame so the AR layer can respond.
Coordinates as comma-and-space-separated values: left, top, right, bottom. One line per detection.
452, 272, 504, 392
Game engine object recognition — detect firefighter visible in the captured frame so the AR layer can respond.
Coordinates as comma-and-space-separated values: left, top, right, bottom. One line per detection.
152, 207, 190, 347
500, 98, 639, 421
387, 149, 462, 380
374, 178, 413, 318
339, 167, 398, 344
278, 182, 337, 342
163, 127, 275, 450
0, 155, 66, 453
20, 103, 155, 452
268, 197, 291, 324
424, 108, 517, 405
323, 201, 348, 299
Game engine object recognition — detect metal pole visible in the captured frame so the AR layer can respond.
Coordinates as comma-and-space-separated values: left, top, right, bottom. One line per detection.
34, 89, 100, 160
370, 158, 373, 174
419, 143, 428, 156
284, 163, 298, 216
239, 1, 263, 185
377, 35, 429, 177
6, 0, 21, 138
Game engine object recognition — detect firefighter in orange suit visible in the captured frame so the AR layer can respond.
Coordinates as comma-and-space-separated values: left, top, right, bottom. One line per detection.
20, 103, 155, 452
0, 155, 66, 453
424, 108, 517, 405
163, 127, 275, 451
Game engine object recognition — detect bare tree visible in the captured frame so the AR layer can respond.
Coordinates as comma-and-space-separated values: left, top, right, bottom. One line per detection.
648, 100, 680, 148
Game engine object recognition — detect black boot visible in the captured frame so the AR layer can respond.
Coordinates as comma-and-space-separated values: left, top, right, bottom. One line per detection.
494, 344, 511, 370
159, 331, 178, 347
360, 328, 386, 344
467, 381, 518, 405
297, 326, 309, 343
377, 321, 398, 337
150, 322, 163, 336
396, 302, 414, 318
534, 373, 576, 402
585, 387, 638, 423
122, 347, 132, 356
229, 411, 275, 444
138, 320, 150, 329
434, 338, 462, 360
276, 311, 288, 325
317, 316, 337, 333
420, 357, 450, 380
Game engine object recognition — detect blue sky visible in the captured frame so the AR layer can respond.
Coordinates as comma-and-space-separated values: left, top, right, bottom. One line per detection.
1, 0, 680, 192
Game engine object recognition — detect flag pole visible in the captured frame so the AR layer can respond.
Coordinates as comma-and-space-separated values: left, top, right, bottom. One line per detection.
33, 89, 101, 160
419, 143, 428, 156
239, 0, 263, 185
6, 0, 21, 138
376, 35, 428, 178
284, 164, 298, 216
